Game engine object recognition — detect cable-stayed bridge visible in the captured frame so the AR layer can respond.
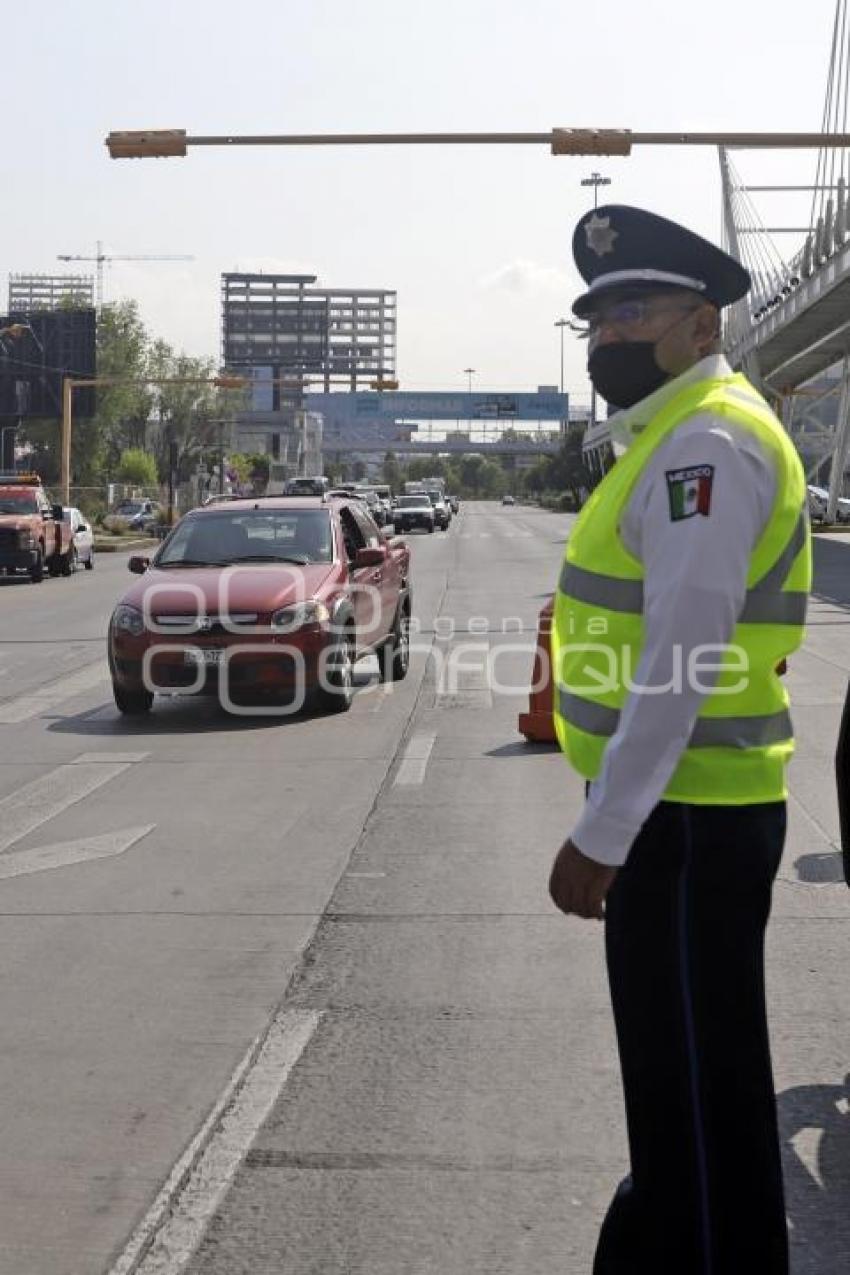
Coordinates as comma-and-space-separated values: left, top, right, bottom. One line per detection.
722, 0, 850, 517
584, 0, 850, 515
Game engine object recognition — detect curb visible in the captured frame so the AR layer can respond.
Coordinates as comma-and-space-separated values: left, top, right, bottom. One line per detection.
93, 537, 159, 554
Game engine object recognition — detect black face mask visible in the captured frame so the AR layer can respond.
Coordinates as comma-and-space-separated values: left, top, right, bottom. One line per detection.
587, 342, 669, 410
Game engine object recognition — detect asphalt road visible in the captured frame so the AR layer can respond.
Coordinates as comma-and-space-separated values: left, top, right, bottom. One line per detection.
0, 505, 847, 1274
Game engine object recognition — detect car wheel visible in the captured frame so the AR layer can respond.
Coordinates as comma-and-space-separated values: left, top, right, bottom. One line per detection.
61, 548, 77, 577
84, 549, 94, 570
378, 606, 410, 682
113, 682, 154, 715
312, 631, 355, 714
30, 550, 44, 584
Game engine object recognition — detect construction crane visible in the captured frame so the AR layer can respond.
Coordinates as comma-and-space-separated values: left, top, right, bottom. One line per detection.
57, 240, 194, 308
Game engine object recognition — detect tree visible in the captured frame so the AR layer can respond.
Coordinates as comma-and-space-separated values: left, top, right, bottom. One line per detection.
459, 454, 485, 496
116, 448, 158, 487
147, 342, 231, 484
407, 457, 445, 483
85, 301, 154, 481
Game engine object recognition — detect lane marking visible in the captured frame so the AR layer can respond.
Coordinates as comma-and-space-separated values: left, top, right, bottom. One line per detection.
108, 1008, 320, 1275
0, 824, 155, 881
0, 661, 109, 724
394, 732, 436, 785
0, 752, 148, 854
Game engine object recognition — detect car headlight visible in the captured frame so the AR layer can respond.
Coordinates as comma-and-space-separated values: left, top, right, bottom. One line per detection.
17, 530, 35, 549
111, 604, 145, 637
271, 600, 330, 632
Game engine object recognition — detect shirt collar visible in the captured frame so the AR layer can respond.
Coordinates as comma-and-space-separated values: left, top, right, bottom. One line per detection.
609, 354, 732, 453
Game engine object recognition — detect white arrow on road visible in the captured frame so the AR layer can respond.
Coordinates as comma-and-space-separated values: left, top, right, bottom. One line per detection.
0, 825, 155, 881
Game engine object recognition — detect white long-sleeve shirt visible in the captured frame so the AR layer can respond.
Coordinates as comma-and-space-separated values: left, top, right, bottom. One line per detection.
570, 355, 778, 867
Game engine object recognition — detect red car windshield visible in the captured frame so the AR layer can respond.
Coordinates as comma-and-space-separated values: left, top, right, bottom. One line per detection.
156, 509, 334, 567
0, 492, 39, 515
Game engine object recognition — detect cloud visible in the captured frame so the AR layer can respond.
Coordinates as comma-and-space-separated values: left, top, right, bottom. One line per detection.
480, 259, 571, 295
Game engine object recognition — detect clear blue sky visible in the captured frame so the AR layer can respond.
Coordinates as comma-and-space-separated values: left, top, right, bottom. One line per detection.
2, 0, 837, 403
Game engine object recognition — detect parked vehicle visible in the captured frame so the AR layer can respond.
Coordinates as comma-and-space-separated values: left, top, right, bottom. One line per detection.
392, 494, 436, 534
426, 489, 451, 530
807, 484, 850, 523
62, 507, 95, 570
501, 494, 516, 506
111, 498, 162, 530
0, 473, 74, 582
108, 495, 411, 716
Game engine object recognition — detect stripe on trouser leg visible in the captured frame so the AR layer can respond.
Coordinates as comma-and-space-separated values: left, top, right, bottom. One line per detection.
678, 813, 714, 1275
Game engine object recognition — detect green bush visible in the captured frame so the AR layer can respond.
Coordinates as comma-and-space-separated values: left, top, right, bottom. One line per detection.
115, 448, 159, 488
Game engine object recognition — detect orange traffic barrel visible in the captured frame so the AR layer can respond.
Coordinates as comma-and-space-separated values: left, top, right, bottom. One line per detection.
518, 596, 558, 744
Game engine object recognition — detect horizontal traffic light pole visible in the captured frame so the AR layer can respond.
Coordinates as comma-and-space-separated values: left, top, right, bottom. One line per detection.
105, 128, 850, 159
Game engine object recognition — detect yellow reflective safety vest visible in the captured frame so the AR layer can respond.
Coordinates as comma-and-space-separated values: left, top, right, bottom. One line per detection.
552, 373, 811, 804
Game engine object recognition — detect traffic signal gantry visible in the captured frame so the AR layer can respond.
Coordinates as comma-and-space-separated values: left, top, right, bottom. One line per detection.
105, 128, 850, 160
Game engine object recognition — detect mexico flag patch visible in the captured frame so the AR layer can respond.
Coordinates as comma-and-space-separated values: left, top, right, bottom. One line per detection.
665, 464, 715, 521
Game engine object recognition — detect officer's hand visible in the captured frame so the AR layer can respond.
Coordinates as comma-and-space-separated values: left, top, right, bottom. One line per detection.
549, 839, 617, 920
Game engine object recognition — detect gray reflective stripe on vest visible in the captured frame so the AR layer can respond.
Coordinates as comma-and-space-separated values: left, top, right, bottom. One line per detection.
558, 561, 644, 613
557, 689, 792, 749
559, 511, 808, 625
749, 511, 807, 594
738, 592, 807, 624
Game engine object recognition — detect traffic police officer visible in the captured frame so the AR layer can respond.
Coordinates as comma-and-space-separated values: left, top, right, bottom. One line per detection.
548, 205, 811, 1274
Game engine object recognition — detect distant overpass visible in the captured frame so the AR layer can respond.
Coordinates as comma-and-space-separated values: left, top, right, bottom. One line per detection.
323, 434, 562, 456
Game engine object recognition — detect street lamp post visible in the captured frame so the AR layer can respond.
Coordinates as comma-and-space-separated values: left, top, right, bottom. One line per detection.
578, 173, 611, 425
580, 171, 612, 209
463, 367, 476, 394
554, 319, 568, 438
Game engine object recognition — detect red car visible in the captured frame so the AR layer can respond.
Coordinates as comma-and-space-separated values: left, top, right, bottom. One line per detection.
108, 496, 411, 715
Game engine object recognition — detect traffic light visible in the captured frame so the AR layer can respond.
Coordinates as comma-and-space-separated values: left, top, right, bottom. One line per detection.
106, 130, 188, 159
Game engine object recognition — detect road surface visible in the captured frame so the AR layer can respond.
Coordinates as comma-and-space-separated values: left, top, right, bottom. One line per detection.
0, 504, 846, 1274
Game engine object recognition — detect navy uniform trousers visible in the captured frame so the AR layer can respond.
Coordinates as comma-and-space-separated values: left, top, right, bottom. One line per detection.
592, 799, 789, 1275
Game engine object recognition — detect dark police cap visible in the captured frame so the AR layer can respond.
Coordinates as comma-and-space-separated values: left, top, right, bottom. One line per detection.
572, 204, 751, 318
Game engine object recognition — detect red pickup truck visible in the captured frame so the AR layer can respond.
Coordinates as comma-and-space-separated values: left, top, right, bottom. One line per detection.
108, 495, 412, 714
0, 474, 75, 583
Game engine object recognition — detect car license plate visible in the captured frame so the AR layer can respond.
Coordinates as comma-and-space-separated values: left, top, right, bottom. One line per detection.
184, 648, 225, 666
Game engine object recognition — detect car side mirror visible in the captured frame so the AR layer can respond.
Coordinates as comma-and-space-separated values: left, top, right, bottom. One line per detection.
51, 504, 64, 521
128, 556, 150, 575
354, 546, 385, 568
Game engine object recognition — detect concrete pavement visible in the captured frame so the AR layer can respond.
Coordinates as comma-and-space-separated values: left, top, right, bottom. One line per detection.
0, 508, 847, 1273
